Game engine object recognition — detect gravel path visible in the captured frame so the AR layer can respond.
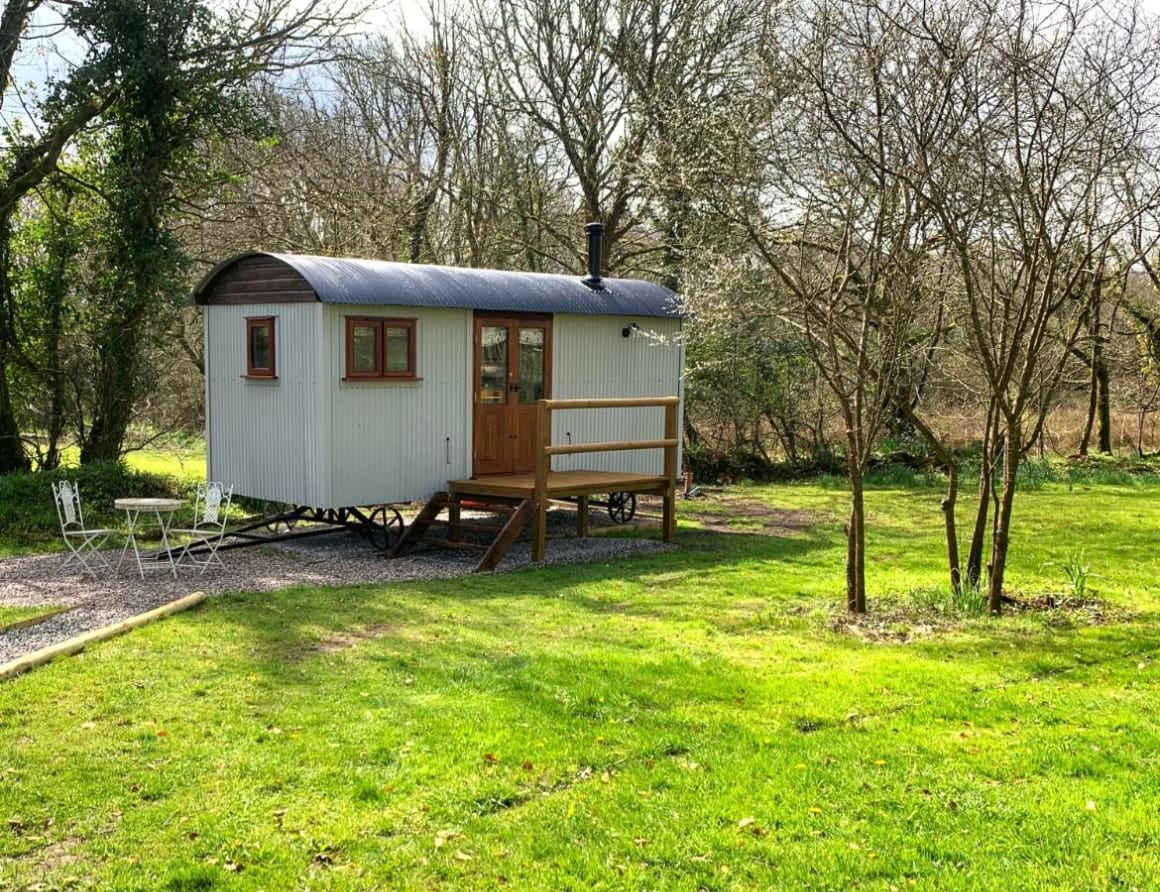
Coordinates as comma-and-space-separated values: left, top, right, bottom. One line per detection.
0, 519, 672, 665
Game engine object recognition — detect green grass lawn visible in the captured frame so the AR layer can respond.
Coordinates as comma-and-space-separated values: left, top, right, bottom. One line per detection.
0, 606, 60, 631
1, 482, 1159, 889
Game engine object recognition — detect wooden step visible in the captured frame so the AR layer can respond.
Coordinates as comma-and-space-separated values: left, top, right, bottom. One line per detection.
391, 491, 535, 572
390, 492, 450, 557
458, 503, 519, 514
476, 499, 535, 572
442, 519, 508, 534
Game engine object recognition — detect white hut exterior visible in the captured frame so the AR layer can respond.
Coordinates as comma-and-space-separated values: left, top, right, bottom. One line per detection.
194, 250, 684, 509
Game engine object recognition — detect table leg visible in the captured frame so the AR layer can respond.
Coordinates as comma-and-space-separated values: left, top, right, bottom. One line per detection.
117, 509, 143, 578
156, 510, 179, 578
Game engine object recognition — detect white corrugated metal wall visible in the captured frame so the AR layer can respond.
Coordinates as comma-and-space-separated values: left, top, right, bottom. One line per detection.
550, 314, 684, 475
206, 303, 327, 505
324, 304, 472, 506
206, 305, 683, 506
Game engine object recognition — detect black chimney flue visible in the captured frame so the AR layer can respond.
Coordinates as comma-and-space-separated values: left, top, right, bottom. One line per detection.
583, 221, 604, 288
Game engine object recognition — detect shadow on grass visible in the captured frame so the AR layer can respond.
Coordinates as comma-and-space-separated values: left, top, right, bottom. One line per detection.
194, 528, 832, 685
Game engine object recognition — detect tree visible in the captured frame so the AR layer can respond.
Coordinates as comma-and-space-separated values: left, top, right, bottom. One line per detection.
470, 0, 758, 276
70, 0, 352, 463
929, 0, 1160, 611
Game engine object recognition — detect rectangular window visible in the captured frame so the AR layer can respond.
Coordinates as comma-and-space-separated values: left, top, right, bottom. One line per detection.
345, 317, 417, 380
246, 317, 276, 378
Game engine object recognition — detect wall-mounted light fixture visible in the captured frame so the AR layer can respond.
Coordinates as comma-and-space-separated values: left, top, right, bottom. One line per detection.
621, 322, 641, 339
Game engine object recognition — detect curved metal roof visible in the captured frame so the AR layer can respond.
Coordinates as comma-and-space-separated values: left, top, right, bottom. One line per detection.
194, 252, 683, 318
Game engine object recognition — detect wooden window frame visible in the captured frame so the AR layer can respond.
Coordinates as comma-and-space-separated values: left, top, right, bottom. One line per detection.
244, 316, 277, 379
344, 316, 418, 381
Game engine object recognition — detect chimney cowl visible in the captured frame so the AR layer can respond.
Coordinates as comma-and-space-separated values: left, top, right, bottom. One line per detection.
582, 221, 605, 289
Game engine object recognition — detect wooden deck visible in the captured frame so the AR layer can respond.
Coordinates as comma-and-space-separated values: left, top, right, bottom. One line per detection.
449, 469, 668, 500
398, 397, 680, 569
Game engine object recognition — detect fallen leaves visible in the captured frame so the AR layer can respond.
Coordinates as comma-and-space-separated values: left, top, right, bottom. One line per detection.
434, 829, 463, 850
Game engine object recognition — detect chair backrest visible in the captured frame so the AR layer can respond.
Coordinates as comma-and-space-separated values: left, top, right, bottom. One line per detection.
52, 480, 84, 531
195, 481, 233, 529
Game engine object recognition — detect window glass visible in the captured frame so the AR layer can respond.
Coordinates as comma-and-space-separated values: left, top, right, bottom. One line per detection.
250, 324, 271, 370
518, 327, 545, 403
385, 326, 411, 372
480, 326, 508, 404
351, 324, 379, 374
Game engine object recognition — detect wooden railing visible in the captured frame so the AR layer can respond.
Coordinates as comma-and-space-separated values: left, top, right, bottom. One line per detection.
532, 396, 680, 560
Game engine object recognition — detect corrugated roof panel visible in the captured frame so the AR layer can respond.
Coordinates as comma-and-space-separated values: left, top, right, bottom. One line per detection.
194, 252, 683, 319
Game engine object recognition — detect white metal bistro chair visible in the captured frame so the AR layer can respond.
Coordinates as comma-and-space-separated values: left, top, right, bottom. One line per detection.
172, 482, 234, 574
51, 480, 117, 578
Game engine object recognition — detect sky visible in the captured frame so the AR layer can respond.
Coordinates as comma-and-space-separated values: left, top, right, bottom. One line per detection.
6, 0, 1160, 136
1, 0, 426, 137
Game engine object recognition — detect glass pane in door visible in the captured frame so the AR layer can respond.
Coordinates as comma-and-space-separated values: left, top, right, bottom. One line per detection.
479, 325, 508, 404
517, 327, 545, 403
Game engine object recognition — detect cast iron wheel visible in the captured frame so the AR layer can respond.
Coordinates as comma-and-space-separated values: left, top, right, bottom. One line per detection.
607, 492, 637, 523
366, 505, 405, 551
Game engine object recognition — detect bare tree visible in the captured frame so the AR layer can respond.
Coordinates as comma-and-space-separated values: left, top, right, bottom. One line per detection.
930, 0, 1160, 611
471, 0, 758, 276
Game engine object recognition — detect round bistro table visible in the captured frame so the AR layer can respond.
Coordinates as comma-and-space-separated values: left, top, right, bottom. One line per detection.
115, 497, 185, 579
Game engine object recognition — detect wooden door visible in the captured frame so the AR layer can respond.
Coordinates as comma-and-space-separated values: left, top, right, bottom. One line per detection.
473, 314, 552, 476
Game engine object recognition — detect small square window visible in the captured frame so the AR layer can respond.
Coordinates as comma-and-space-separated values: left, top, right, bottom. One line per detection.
345, 317, 416, 380
246, 317, 276, 378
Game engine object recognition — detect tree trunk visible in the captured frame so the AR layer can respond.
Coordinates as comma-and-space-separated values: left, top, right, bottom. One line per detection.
1095, 352, 1111, 454
846, 467, 867, 613
987, 421, 1020, 614
899, 403, 960, 592
0, 206, 27, 473
966, 400, 997, 587
0, 363, 24, 472
80, 303, 146, 464
944, 460, 961, 593
1079, 351, 1097, 456
40, 261, 66, 472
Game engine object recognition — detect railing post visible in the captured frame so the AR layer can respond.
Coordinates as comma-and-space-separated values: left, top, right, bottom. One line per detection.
532, 400, 551, 561
662, 400, 678, 543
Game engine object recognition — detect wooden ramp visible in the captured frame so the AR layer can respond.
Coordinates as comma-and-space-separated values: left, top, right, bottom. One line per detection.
393, 397, 680, 571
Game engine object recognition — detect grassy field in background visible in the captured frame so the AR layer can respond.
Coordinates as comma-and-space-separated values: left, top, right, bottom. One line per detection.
122, 445, 206, 482
46, 443, 207, 484
1, 481, 1158, 889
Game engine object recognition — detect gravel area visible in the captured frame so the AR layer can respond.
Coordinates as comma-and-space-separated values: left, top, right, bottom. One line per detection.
0, 512, 673, 665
